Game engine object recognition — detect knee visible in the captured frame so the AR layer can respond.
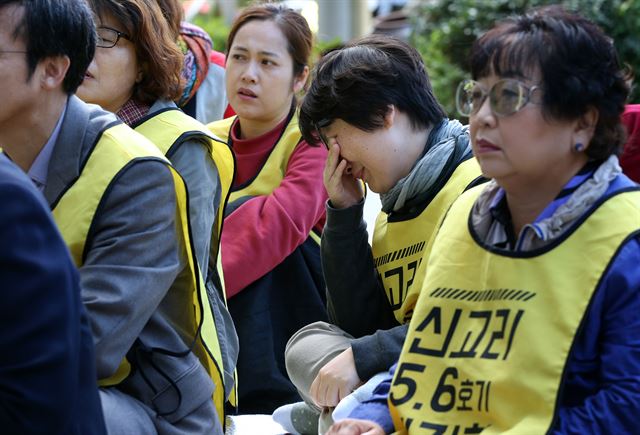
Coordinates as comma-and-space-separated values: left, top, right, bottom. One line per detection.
285, 321, 330, 373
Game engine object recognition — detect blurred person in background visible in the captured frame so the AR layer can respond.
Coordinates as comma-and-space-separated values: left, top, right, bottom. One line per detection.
157, 0, 231, 123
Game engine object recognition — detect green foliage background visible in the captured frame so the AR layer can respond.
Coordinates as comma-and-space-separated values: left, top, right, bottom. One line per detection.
410, 0, 640, 117
192, 13, 230, 53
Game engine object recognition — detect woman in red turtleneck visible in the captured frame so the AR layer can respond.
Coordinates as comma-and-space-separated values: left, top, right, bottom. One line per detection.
207, 3, 328, 414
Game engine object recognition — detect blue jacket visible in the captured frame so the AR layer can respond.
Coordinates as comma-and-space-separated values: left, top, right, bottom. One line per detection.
350, 173, 640, 433
0, 156, 105, 434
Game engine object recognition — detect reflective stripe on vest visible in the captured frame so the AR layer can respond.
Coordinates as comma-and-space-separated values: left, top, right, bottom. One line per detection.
51, 122, 228, 423
388, 186, 640, 434
208, 112, 320, 245
372, 158, 481, 324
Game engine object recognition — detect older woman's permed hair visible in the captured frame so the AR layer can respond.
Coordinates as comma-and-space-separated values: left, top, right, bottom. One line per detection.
470, 5, 630, 160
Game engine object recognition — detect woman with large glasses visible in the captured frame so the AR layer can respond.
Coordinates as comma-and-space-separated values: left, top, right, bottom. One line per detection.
76, 0, 237, 433
327, 6, 640, 435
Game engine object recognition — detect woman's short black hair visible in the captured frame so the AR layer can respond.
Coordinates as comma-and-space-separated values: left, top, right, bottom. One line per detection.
299, 34, 446, 146
1, 0, 96, 94
470, 5, 630, 160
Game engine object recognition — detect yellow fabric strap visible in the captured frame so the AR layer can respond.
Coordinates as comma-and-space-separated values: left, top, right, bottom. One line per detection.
53, 123, 165, 265
208, 114, 302, 201
170, 168, 226, 422
389, 187, 640, 434
372, 158, 481, 324
208, 113, 319, 248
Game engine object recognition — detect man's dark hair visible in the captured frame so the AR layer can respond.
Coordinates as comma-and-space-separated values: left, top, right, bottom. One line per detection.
299, 34, 446, 146
470, 5, 630, 160
0, 0, 96, 94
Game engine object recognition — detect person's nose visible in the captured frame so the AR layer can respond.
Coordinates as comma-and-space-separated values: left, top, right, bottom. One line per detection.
240, 61, 258, 84
474, 95, 497, 128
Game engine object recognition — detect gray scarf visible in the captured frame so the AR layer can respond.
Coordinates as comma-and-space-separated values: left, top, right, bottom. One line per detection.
380, 119, 471, 213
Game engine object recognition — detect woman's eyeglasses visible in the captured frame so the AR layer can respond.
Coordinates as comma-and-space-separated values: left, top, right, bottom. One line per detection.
456, 78, 542, 117
96, 26, 131, 49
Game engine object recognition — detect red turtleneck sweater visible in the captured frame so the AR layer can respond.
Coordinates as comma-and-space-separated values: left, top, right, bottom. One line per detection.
221, 117, 328, 298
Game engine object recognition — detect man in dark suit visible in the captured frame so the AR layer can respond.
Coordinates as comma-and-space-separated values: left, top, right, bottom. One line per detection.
0, 155, 106, 434
0, 0, 222, 433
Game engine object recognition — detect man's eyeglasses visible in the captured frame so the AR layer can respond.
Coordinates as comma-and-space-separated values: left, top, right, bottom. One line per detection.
456, 78, 542, 117
96, 26, 131, 49
314, 121, 331, 149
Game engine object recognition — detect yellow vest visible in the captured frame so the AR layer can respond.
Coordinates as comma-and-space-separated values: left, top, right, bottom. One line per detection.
209, 112, 321, 245
133, 108, 238, 408
51, 122, 228, 422
389, 186, 640, 434
372, 158, 481, 324
134, 108, 235, 252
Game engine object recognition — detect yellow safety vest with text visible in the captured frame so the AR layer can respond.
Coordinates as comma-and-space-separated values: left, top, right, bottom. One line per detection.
51, 122, 229, 423
208, 112, 321, 245
372, 158, 481, 324
388, 186, 640, 434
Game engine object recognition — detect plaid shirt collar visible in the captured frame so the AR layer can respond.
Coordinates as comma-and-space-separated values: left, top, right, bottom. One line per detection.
116, 98, 150, 127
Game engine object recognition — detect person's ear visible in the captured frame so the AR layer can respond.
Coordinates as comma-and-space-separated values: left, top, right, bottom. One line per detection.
293, 65, 309, 93
383, 104, 396, 129
572, 106, 598, 153
40, 55, 70, 90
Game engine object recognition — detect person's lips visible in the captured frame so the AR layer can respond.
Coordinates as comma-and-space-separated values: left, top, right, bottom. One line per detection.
237, 87, 257, 99
475, 138, 501, 153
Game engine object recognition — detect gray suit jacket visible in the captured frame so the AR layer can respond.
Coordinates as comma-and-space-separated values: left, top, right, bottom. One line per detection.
45, 96, 221, 434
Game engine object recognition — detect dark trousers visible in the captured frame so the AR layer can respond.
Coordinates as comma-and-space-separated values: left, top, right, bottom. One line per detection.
228, 237, 328, 414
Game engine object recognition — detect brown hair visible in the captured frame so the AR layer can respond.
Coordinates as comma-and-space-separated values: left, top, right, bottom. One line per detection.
87, 0, 183, 105
227, 2, 312, 78
155, 0, 183, 40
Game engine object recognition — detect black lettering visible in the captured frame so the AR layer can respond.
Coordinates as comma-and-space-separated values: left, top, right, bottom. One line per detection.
464, 422, 487, 434
449, 310, 492, 359
481, 309, 509, 360
503, 309, 524, 360
406, 260, 418, 292
431, 367, 458, 412
419, 421, 447, 434
410, 308, 462, 357
389, 362, 426, 406
384, 266, 403, 309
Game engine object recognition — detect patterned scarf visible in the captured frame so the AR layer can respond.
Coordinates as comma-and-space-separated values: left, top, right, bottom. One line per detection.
177, 21, 213, 107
